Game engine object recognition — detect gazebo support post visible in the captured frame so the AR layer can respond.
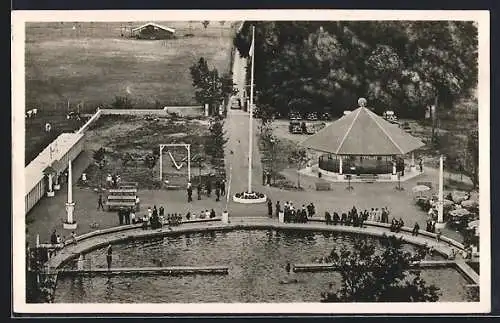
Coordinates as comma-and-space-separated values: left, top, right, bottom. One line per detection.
391, 158, 398, 180
410, 152, 416, 172
337, 156, 343, 180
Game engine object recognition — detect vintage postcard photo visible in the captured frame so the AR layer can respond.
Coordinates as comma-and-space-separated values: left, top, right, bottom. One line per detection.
11, 10, 490, 314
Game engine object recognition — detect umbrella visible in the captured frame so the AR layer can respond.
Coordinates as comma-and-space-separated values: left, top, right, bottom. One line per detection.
461, 200, 479, 209
468, 220, 479, 229
412, 185, 431, 195
449, 208, 471, 217
443, 199, 455, 207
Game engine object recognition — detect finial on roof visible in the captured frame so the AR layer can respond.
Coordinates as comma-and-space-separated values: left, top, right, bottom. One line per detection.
358, 98, 367, 108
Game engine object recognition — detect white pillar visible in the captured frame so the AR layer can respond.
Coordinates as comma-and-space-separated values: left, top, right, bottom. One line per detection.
187, 145, 191, 182
64, 161, 77, 229
68, 161, 73, 203
36, 234, 40, 248
54, 173, 61, 190
247, 26, 256, 194
204, 103, 209, 117
222, 210, 229, 224
411, 152, 415, 167
47, 174, 55, 197
436, 155, 445, 228
339, 157, 343, 175
159, 146, 163, 181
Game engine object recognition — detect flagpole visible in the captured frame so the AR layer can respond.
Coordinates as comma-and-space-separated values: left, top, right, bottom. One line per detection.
248, 25, 255, 193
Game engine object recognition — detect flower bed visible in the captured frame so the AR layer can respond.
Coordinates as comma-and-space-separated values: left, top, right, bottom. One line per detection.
233, 191, 267, 204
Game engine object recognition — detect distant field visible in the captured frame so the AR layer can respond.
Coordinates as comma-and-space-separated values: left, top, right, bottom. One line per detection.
25, 21, 236, 111
25, 21, 236, 164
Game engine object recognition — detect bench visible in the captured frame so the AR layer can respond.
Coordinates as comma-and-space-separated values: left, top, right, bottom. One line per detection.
358, 174, 378, 183
107, 195, 137, 201
315, 182, 331, 191
106, 200, 138, 211
108, 189, 138, 195
119, 182, 138, 188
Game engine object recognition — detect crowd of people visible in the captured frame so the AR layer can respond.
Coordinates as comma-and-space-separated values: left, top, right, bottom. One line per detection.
187, 177, 226, 203
115, 204, 221, 230
322, 206, 392, 227
267, 200, 316, 223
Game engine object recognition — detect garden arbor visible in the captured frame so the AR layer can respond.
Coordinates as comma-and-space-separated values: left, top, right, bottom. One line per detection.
300, 98, 425, 180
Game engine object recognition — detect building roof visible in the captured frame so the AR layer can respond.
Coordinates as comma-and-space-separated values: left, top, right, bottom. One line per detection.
25, 133, 84, 195
132, 22, 176, 33
300, 107, 425, 155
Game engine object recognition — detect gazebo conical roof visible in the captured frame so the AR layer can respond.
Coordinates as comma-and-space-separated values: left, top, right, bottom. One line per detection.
300, 107, 424, 155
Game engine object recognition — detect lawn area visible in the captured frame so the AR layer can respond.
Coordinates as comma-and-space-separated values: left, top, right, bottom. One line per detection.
25, 111, 90, 165
81, 114, 216, 189
24, 21, 235, 164
25, 21, 235, 111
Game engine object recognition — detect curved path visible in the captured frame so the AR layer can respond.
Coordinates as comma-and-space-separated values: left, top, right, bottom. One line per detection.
47, 217, 467, 270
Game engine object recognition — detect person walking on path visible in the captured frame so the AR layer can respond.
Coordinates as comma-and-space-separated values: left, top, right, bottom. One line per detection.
118, 208, 124, 225
187, 185, 193, 202
71, 231, 77, 245
275, 201, 281, 218
97, 194, 105, 210
215, 187, 220, 202
221, 179, 226, 196
436, 230, 442, 243
267, 198, 273, 217
106, 244, 113, 270
206, 180, 212, 197
412, 222, 420, 236
197, 182, 202, 200
50, 230, 57, 245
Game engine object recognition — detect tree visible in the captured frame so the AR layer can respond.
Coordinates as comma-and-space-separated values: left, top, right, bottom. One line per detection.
111, 95, 133, 109
464, 130, 479, 189
234, 21, 478, 120
190, 58, 237, 116
205, 118, 228, 174
93, 148, 106, 188
202, 21, 210, 29
288, 148, 308, 188
321, 235, 441, 302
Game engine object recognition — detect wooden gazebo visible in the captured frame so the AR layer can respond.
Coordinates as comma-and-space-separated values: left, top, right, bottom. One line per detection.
300, 99, 425, 179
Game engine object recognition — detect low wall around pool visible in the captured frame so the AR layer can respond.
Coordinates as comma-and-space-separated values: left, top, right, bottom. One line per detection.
47, 218, 465, 271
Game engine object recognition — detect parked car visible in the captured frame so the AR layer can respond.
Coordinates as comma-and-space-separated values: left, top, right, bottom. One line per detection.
383, 110, 398, 123
230, 97, 242, 109
321, 112, 332, 121
289, 121, 303, 134
305, 112, 319, 121
288, 111, 302, 120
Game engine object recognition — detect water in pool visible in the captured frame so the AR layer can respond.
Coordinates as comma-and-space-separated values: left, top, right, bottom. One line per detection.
54, 229, 470, 303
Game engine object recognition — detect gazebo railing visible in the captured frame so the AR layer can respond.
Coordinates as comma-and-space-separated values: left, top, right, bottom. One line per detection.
318, 155, 393, 175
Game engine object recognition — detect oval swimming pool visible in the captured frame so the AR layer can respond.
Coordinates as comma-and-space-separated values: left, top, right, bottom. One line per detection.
54, 229, 470, 303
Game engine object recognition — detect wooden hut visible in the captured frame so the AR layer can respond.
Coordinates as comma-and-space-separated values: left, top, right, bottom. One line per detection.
132, 22, 176, 40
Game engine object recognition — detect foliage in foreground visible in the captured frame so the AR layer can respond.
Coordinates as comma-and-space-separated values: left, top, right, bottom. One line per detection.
321, 235, 441, 302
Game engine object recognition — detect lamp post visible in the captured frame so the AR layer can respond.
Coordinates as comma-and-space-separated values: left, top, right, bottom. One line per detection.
270, 137, 276, 185
435, 155, 446, 229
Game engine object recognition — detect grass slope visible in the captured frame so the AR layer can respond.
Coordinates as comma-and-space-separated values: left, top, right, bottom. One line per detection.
25, 21, 234, 111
